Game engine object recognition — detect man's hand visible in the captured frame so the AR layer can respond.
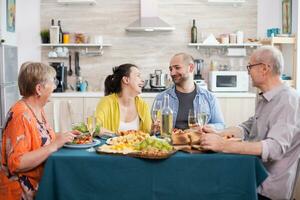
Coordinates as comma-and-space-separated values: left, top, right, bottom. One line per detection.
202, 125, 217, 134
200, 133, 225, 152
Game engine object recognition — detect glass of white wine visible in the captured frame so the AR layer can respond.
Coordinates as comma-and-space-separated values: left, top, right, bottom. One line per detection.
86, 108, 96, 137
197, 103, 208, 127
197, 112, 208, 126
151, 100, 162, 135
188, 109, 199, 129
151, 100, 162, 122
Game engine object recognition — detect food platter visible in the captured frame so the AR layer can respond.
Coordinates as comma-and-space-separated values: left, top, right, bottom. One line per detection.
171, 128, 242, 153
128, 150, 177, 159
64, 139, 101, 149
96, 146, 176, 160
96, 132, 175, 159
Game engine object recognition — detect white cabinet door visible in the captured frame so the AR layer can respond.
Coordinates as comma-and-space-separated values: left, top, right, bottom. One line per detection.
83, 97, 101, 119
142, 97, 155, 109
43, 95, 256, 131
44, 100, 54, 128
217, 97, 255, 127
44, 97, 84, 132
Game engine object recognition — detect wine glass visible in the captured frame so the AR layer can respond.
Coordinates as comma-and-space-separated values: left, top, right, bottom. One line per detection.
86, 115, 96, 137
188, 109, 199, 129
197, 112, 208, 126
197, 103, 209, 127
86, 108, 96, 152
151, 100, 162, 135
86, 108, 96, 137
151, 100, 162, 122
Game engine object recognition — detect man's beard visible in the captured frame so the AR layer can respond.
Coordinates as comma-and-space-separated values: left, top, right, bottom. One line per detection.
172, 74, 189, 86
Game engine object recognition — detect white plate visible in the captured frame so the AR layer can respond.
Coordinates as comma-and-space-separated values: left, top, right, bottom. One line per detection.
98, 132, 117, 140
64, 139, 101, 149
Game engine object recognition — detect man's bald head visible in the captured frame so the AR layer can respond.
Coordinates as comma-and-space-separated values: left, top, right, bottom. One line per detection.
172, 53, 195, 67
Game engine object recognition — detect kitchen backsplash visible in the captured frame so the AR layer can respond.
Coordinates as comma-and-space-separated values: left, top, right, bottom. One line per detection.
41, 0, 257, 91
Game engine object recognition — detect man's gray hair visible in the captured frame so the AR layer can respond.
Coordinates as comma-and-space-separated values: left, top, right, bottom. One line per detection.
253, 45, 284, 75
173, 52, 194, 66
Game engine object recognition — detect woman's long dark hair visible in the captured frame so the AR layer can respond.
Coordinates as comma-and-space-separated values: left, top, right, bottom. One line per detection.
104, 63, 138, 96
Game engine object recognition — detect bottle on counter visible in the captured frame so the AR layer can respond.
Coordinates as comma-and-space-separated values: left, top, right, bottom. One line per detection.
76, 76, 83, 92
160, 94, 173, 142
191, 19, 197, 43
58, 20, 64, 44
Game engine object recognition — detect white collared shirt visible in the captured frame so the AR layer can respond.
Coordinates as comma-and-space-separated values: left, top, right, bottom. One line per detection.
119, 116, 139, 131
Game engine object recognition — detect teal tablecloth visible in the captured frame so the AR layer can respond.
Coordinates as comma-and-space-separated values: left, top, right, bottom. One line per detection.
36, 147, 267, 200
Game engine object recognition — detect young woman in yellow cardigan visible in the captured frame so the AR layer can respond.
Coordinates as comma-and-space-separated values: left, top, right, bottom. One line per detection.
95, 63, 151, 134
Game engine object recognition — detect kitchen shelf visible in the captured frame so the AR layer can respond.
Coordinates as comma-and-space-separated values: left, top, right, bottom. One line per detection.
260, 36, 296, 45
41, 43, 112, 47
188, 43, 261, 49
188, 42, 261, 57
41, 43, 112, 56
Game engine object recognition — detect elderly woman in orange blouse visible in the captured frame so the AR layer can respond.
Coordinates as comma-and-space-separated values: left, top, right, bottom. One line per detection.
0, 62, 78, 200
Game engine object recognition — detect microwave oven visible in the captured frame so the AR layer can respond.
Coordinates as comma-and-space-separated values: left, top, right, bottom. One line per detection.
209, 71, 249, 92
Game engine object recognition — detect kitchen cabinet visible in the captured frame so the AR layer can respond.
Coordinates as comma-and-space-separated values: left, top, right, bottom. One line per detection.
83, 97, 101, 119
142, 97, 155, 109
45, 93, 256, 132
142, 96, 256, 127
218, 97, 255, 127
44, 97, 84, 132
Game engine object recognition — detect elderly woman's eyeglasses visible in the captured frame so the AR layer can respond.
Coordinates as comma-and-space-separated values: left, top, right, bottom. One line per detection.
246, 63, 263, 72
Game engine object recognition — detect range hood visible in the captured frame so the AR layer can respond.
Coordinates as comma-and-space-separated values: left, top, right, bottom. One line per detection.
126, 0, 175, 32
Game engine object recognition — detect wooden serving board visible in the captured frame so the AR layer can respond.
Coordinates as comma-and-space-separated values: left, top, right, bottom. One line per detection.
96, 147, 176, 160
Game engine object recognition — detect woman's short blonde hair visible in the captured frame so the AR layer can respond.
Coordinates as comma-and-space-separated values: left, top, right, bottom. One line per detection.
18, 62, 56, 97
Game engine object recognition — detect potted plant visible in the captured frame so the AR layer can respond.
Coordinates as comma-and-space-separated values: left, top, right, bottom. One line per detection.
40, 29, 50, 43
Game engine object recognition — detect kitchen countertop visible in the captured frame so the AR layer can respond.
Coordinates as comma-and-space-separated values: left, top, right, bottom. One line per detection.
51, 91, 256, 98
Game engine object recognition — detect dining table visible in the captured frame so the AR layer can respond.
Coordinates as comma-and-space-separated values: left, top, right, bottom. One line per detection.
36, 142, 268, 200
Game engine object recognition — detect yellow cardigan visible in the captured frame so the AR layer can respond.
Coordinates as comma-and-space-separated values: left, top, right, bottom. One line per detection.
95, 93, 151, 133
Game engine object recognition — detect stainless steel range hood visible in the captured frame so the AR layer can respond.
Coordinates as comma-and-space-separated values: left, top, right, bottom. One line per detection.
126, 0, 175, 32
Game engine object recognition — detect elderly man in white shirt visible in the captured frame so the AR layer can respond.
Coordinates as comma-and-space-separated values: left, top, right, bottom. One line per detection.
200, 46, 300, 200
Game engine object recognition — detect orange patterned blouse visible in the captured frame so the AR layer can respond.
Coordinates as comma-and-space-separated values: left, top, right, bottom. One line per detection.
0, 100, 55, 200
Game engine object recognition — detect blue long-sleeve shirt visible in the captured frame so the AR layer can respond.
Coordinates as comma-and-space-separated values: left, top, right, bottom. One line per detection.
153, 84, 225, 130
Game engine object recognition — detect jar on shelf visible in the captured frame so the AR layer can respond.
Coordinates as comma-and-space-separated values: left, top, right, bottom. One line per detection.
220, 34, 229, 44
75, 33, 85, 44
229, 33, 237, 44
63, 32, 70, 44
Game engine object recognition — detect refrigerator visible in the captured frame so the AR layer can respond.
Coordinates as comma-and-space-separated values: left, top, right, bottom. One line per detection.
0, 44, 19, 139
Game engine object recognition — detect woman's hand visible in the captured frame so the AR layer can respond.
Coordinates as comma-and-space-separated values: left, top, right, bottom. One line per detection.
52, 130, 80, 150
17, 130, 80, 173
